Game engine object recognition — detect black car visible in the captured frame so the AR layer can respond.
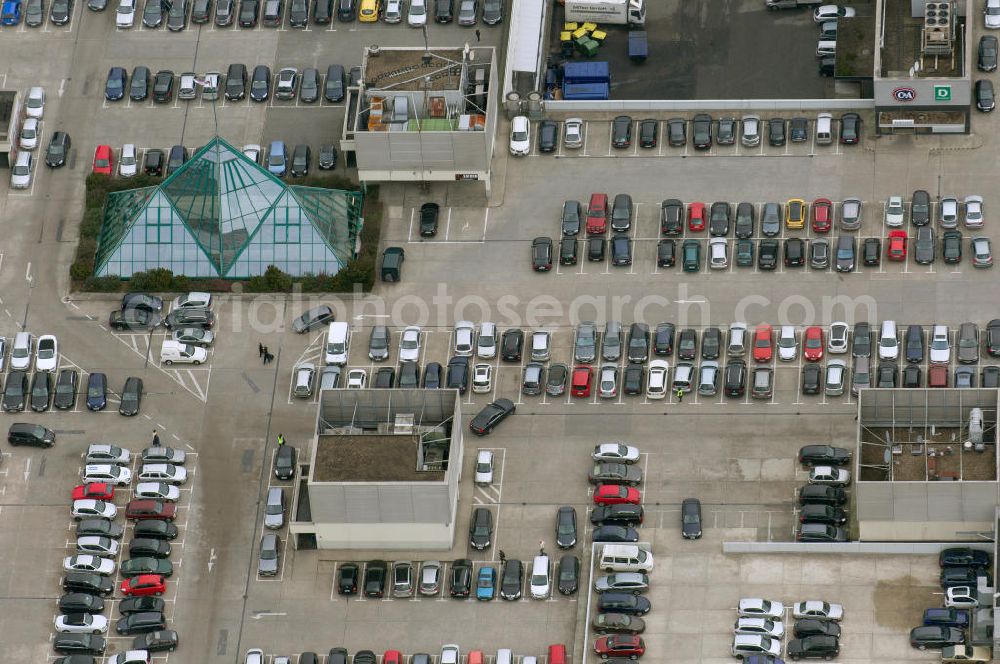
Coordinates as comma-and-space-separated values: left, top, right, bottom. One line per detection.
903, 364, 922, 388
419, 202, 439, 237
538, 120, 558, 152
611, 236, 631, 266
801, 363, 822, 394
446, 356, 470, 392
941, 565, 984, 587
337, 562, 359, 594
798, 445, 851, 466
288, 0, 307, 23
560, 237, 578, 265
25, 0, 44, 25
736, 238, 754, 267
132, 630, 179, 652
784, 238, 805, 266
120, 596, 166, 615
588, 236, 606, 261
716, 117, 736, 145
724, 360, 746, 397
274, 443, 296, 479
666, 118, 685, 147
653, 323, 675, 356
794, 619, 841, 639
397, 362, 420, 388
840, 112, 861, 144
325, 64, 346, 101
701, 327, 721, 360
943, 230, 962, 264
597, 592, 651, 615
152, 70, 174, 103
657, 239, 675, 267
800, 504, 848, 527
163, 307, 214, 329
469, 507, 493, 549
119, 377, 143, 416
143, 149, 164, 176
677, 328, 697, 361
63, 572, 114, 597
591, 504, 643, 526
853, 322, 872, 357
422, 362, 442, 388
449, 558, 472, 596
797, 485, 848, 506
556, 506, 577, 548
622, 362, 644, 395
692, 113, 712, 149
939, 547, 991, 568
30, 371, 52, 412
557, 554, 579, 595
768, 117, 785, 146
979, 35, 998, 71
904, 324, 924, 363
787, 635, 840, 659
142, 0, 165, 24
593, 525, 639, 542
611, 193, 633, 232
638, 118, 657, 148
482, 0, 500, 22
910, 626, 964, 650
165, 145, 187, 175
532, 236, 553, 271
3, 370, 28, 412
105, 67, 127, 101
612, 115, 633, 148
877, 362, 898, 388
250, 64, 271, 101
373, 367, 394, 388
501, 328, 524, 361
976, 79, 996, 111
660, 199, 683, 235
337, 0, 353, 19
45, 131, 72, 168
215, 0, 234, 22
86, 372, 107, 411
130, 538, 171, 558
49, 0, 72, 22
54, 635, 106, 656
8, 422, 55, 447
116, 611, 166, 635
500, 559, 523, 600
681, 498, 702, 539
59, 593, 106, 614
134, 519, 178, 540
789, 116, 809, 142
434, 0, 451, 21
167, 0, 187, 29
627, 323, 649, 362
225, 63, 248, 100
709, 201, 730, 236
363, 560, 388, 597
911, 189, 931, 226
469, 398, 515, 435
290, 144, 311, 176
562, 199, 582, 236
110, 308, 161, 330
862, 237, 881, 266
835, 235, 855, 272
192, 0, 211, 21
239, 0, 258, 24
734, 202, 754, 239
758, 239, 779, 270
319, 144, 338, 170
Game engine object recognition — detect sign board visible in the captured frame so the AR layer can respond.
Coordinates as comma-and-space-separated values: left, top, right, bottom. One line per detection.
934, 85, 952, 101
892, 87, 916, 102
455, 173, 479, 181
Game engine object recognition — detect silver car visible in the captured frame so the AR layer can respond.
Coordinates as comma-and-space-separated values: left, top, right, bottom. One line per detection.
825, 359, 847, 396
575, 322, 597, 362
964, 195, 984, 228
419, 560, 441, 595
741, 115, 761, 146
602, 321, 623, 361
368, 326, 390, 361
698, 361, 720, 396
383, 0, 402, 21
598, 364, 618, 398
939, 196, 959, 228
840, 198, 862, 230
264, 487, 285, 529
258, 533, 280, 576
457, 0, 476, 24
564, 118, 584, 149
594, 572, 649, 594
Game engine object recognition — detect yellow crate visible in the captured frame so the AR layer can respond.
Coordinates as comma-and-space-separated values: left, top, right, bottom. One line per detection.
563, 21, 578, 31
581, 21, 597, 32
572, 26, 589, 39
592, 29, 607, 41
560, 31, 572, 42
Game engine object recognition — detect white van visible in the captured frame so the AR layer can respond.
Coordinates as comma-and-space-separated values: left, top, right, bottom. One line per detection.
325, 322, 350, 365
11, 331, 32, 371
160, 340, 208, 365
878, 320, 899, 360
495, 649, 513, 664
599, 544, 655, 573
815, 113, 833, 144
529, 554, 550, 599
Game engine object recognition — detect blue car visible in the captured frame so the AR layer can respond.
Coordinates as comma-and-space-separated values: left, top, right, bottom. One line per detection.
922, 607, 970, 628
475, 565, 495, 601
1, 0, 22, 23
86, 372, 107, 411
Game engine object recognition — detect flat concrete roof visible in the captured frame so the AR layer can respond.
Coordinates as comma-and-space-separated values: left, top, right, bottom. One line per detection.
0, 91, 16, 143
880, 0, 963, 78
313, 433, 446, 483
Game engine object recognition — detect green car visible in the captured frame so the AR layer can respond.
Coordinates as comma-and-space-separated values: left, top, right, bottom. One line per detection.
120, 557, 174, 578
682, 240, 701, 273
736, 238, 754, 267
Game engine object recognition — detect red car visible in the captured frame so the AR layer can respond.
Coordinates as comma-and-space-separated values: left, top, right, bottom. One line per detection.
125, 499, 177, 521
121, 574, 166, 597
93, 145, 113, 175
812, 198, 833, 233
595, 635, 645, 659
72, 482, 114, 502
803, 326, 824, 362
586, 193, 609, 235
887, 230, 907, 261
383, 651, 402, 664
571, 366, 593, 398
687, 202, 706, 232
752, 324, 773, 363
929, 364, 948, 387
594, 484, 641, 506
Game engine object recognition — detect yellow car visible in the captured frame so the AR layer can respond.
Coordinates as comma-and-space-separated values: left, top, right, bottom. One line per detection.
942, 644, 992, 663
785, 198, 806, 230
359, 0, 380, 20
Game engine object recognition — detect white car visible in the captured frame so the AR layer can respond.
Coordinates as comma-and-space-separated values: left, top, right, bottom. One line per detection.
738, 598, 785, 619
672, 362, 694, 393
477, 322, 497, 358
10, 151, 32, 189
474, 449, 494, 484
453, 321, 475, 356
509, 115, 530, 156
110, 652, 153, 664
346, 369, 367, 389
138, 463, 188, 484
172, 291, 212, 309
246, 649, 265, 664
777, 325, 798, 361
55, 613, 109, 634
76, 536, 120, 556
120, 143, 138, 177
135, 481, 182, 501
564, 117, 584, 149
116, 0, 136, 26
472, 364, 492, 393
383, 0, 402, 21
987, 0, 1000, 28
407, 0, 426, 25
86, 443, 131, 464
242, 144, 262, 164
940, 197, 959, 228
72, 499, 118, 521
646, 359, 669, 399
792, 600, 844, 621
930, 325, 951, 363
399, 325, 422, 362
19, 118, 40, 150
592, 442, 640, 464
885, 195, 904, 227
828, 322, 848, 354
709, 237, 728, 269
946, 586, 979, 608
813, 4, 855, 22
964, 195, 984, 228
35, 334, 59, 372
809, 466, 851, 486
63, 555, 116, 576
440, 645, 460, 664
732, 635, 781, 659
25, 86, 45, 118
83, 464, 132, 486
734, 617, 784, 639
741, 115, 761, 147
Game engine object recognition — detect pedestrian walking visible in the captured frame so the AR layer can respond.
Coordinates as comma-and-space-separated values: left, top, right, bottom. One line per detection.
538, 540, 545, 556
258, 342, 264, 358
152, 430, 161, 447
498, 549, 506, 563
676, 388, 684, 402
277, 433, 285, 446
265, 351, 274, 365
262, 346, 270, 365
475, 28, 481, 42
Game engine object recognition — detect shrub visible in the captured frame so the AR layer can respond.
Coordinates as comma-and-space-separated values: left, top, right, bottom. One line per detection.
83, 275, 123, 292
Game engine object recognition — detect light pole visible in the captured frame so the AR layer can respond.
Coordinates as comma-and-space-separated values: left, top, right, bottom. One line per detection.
193, 75, 222, 183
